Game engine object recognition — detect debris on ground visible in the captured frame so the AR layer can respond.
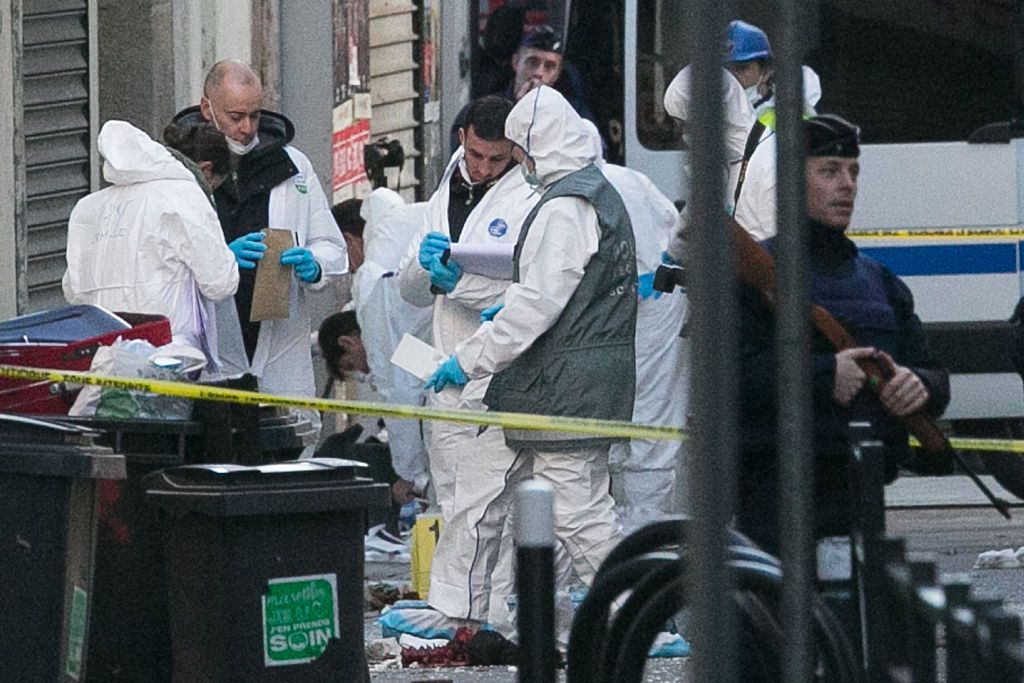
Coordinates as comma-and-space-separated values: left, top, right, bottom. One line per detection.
973, 546, 1024, 569
401, 626, 475, 667
379, 599, 479, 641
365, 523, 411, 563
365, 636, 402, 663
366, 581, 419, 611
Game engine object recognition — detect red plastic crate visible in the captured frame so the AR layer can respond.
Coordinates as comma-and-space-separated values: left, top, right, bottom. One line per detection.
0, 312, 172, 415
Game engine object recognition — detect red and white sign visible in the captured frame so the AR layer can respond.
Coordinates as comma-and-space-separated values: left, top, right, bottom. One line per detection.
332, 118, 370, 195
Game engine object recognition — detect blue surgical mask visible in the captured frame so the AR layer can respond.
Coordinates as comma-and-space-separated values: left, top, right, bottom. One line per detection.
520, 160, 541, 189
520, 89, 543, 189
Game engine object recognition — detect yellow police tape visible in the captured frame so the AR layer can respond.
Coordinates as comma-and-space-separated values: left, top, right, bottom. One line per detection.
6, 364, 1024, 453
848, 227, 1024, 239
0, 364, 685, 442
911, 436, 1024, 455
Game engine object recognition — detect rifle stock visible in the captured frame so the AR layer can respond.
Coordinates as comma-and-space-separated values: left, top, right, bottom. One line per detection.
727, 217, 1011, 517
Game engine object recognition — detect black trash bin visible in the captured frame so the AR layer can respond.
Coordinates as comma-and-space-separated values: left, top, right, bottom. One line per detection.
51, 417, 201, 681
144, 458, 389, 682
0, 414, 125, 682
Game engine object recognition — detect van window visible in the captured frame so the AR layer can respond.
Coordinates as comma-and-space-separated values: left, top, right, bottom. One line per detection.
637, 0, 1015, 149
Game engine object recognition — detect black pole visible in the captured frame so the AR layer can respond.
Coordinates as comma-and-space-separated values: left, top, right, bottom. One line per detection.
774, 1, 814, 680
686, 0, 737, 681
516, 480, 556, 683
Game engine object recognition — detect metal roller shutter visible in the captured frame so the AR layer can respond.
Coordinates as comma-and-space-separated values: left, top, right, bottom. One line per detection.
23, 0, 91, 312
369, 0, 419, 201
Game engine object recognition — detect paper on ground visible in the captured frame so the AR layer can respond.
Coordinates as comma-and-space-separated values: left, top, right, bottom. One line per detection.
448, 243, 514, 279
391, 334, 446, 381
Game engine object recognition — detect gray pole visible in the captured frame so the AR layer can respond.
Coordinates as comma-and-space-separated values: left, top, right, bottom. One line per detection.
516, 480, 556, 683
774, 1, 815, 681
685, 1, 736, 681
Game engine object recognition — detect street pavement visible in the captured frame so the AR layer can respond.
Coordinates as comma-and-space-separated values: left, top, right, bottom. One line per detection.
367, 475, 1024, 681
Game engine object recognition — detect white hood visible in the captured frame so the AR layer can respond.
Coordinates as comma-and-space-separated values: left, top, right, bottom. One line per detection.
98, 120, 195, 186
359, 189, 428, 272
505, 85, 598, 186
580, 119, 605, 167
801, 65, 822, 114
360, 187, 405, 227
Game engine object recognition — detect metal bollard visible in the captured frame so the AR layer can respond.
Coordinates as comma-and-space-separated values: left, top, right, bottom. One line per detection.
516, 480, 556, 683
848, 432, 888, 680
947, 596, 1002, 682
942, 578, 974, 682
878, 537, 907, 677
906, 560, 940, 683
978, 608, 1024, 681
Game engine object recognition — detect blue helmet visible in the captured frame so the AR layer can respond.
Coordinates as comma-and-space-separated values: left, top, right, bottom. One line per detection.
726, 20, 771, 63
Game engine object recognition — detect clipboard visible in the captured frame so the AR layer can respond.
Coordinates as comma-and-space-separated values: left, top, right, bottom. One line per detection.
250, 228, 296, 321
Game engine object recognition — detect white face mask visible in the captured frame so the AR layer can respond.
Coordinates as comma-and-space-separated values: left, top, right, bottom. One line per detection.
205, 98, 260, 156
744, 84, 762, 106
225, 134, 260, 156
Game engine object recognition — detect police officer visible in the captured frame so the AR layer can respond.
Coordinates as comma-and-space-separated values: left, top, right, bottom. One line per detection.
735, 114, 950, 554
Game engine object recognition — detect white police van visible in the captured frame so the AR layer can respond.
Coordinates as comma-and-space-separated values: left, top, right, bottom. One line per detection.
581, 0, 1023, 434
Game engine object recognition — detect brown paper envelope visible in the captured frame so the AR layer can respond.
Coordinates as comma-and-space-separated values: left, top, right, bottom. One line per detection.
250, 228, 296, 321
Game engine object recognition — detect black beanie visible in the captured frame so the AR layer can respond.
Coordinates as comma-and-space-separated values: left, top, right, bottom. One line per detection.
520, 25, 563, 54
805, 114, 860, 158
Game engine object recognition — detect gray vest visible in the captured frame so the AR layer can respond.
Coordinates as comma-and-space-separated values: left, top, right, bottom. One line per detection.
484, 164, 638, 450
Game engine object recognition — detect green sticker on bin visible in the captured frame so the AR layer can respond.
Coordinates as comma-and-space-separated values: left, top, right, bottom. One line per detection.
65, 586, 88, 680
263, 574, 340, 666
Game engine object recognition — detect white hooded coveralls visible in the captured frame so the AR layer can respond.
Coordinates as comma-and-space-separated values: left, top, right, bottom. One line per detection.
731, 66, 822, 240
352, 189, 432, 490
663, 64, 823, 241
454, 86, 623, 589
398, 142, 543, 624
580, 121, 691, 532
63, 120, 238, 364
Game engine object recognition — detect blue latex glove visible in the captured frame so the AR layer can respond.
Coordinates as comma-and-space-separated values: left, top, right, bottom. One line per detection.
228, 231, 267, 270
480, 303, 504, 322
281, 247, 321, 283
661, 250, 681, 266
418, 232, 451, 270
637, 272, 663, 300
424, 355, 468, 393
428, 254, 463, 293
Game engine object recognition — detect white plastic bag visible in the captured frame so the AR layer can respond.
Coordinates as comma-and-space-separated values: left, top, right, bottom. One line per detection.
69, 339, 206, 419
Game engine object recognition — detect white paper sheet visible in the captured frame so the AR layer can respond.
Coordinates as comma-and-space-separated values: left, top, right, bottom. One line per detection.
447, 243, 515, 279
390, 334, 446, 381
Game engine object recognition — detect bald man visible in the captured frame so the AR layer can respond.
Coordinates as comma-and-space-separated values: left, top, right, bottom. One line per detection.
173, 60, 347, 440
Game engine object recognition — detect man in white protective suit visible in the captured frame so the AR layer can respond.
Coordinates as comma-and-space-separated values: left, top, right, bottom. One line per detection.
398, 96, 543, 627
63, 120, 239, 366
580, 120, 691, 531
173, 60, 348, 446
351, 188, 433, 499
663, 20, 822, 241
423, 85, 637, 592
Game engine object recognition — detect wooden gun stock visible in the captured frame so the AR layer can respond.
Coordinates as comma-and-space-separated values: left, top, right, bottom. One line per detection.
728, 216, 1011, 518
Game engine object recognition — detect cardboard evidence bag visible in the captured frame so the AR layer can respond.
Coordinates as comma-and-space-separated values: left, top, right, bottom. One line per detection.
250, 228, 297, 321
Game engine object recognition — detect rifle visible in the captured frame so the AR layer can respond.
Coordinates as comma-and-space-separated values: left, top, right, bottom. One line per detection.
726, 216, 1012, 519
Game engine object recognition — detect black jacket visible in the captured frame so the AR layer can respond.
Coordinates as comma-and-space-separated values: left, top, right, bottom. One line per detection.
739, 223, 950, 461
735, 221, 950, 545
171, 106, 300, 360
